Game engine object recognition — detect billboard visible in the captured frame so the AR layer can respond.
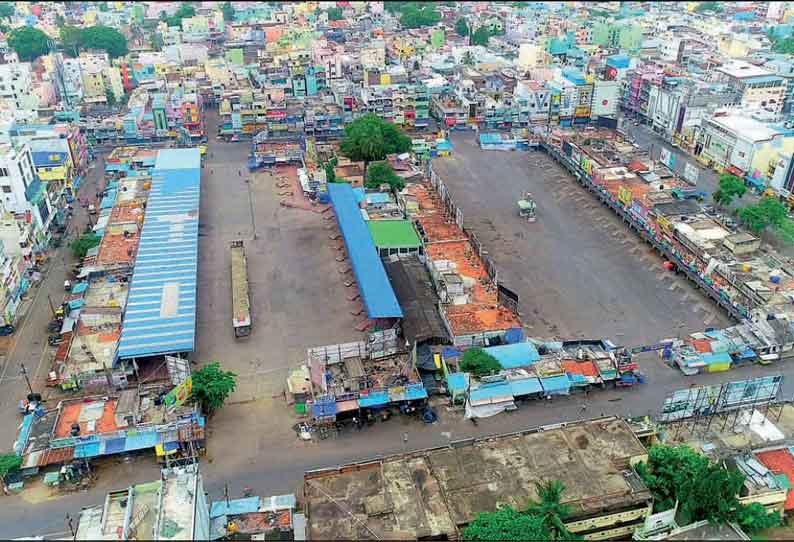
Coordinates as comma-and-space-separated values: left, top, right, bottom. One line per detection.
164, 376, 193, 410
659, 375, 782, 423
659, 148, 676, 170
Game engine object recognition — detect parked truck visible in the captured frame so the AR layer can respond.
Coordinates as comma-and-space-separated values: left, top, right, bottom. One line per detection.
230, 240, 251, 338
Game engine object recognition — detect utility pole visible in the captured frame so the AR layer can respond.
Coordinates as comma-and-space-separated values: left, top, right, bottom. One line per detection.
19, 363, 33, 396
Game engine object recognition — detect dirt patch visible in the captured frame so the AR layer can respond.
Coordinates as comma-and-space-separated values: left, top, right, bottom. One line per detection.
574, 434, 589, 450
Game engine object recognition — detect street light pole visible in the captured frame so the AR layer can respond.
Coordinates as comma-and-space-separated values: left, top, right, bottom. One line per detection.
19, 363, 33, 396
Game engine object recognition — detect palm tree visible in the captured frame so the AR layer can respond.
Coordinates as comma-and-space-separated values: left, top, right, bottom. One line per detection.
525, 480, 581, 540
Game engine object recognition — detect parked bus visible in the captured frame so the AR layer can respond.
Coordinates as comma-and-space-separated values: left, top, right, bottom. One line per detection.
230, 240, 251, 338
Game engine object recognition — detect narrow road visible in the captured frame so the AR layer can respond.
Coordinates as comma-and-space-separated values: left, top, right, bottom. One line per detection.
0, 157, 104, 450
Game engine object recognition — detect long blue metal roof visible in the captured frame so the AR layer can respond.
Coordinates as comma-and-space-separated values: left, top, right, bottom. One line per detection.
117, 148, 201, 360
327, 183, 402, 319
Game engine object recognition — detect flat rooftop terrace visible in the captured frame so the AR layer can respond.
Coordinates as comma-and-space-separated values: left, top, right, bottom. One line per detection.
305, 417, 651, 540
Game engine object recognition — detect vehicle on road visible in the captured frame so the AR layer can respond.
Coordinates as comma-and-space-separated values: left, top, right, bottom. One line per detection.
671, 187, 708, 201
230, 240, 251, 338
517, 192, 537, 222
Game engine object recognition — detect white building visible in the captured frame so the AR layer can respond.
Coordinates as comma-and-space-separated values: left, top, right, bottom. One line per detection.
0, 143, 53, 250
61, 57, 85, 103
0, 60, 36, 111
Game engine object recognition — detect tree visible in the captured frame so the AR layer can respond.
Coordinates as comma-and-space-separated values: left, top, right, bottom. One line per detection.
105, 88, 116, 106
0, 453, 22, 479
400, 4, 441, 29
460, 347, 501, 376
695, 1, 723, 13
738, 197, 788, 233
635, 445, 744, 525
471, 26, 492, 46
165, 2, 196, 27
775, 218, 794, 245
55, 13, 66, 28
455, 17, 469, 37
366, 161, 405, 191
71, 233, 101, 259
0, 3, 14, 20
464, 507, 551, 541
150, 31, 164, 51
339, 114, 411, 171
734, 502, 781, 534
222, 1, 234, 21
8, 27, 49, 61
59, 25, 83, 57
99, 1, 109, 12
327, 7, 344, 21
526, 480, 580, 540
712, 173, 746, 207
191, 361, 237, 415
462, 50, 475, 66
78, 25, 128, 58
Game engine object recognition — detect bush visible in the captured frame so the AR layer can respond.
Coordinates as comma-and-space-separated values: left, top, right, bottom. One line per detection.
460, 348, 501, 376
365, 161, 404, 192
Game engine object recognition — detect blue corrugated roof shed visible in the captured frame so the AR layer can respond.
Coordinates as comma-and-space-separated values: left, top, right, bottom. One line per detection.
328, 183, 402, 319
509, 377, 543, 396
700, 351, 732, 366
540, 375, 571, 395
482, 342, 540, 369
117, 148, 201, 360
447, 372, 469, 393
211, 497, 261, 519
470, 381, 513, 402
31, 151, 69, 167
358, 390, 390, 408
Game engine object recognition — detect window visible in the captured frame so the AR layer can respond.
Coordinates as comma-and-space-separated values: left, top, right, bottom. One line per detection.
0, 168, 7, 177
2, 186, 11, 193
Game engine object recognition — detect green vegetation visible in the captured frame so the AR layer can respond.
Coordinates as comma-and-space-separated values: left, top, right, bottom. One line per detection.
695, 1, 723, 13
636, 445, 781, 533
105, 88, 117, 107
55, 13, 66, 28
460, 347, 501, 376
0, 454, 22, 479
772, 36, 794, 55
323, 157, 338, 183
339, 114, 411, 171
455, 17, 469, 37
463, 480, 579, 541
59, 25, 128, 58
163, 2, 196, 27
8, 26, 49, 61
471, 26, 493, 46
738, 197, 787, 233
365, 161, 404, 192
221, 1, 235, 21
464, 507, 550, 541
71, 233, 101, 259
400, 4, 441, 29
712, 173, 747, 207
462, 50, 475, 66
327, 7, 344, 21
0, 3, 15, 20
191, 362, 237, 415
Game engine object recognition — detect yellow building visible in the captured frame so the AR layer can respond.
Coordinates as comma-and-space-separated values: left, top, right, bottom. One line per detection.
32, 151, 73, 185
103, 66, 124, 100
82, 70, 105, 99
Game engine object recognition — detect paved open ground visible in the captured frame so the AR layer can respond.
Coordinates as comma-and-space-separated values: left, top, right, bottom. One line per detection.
433, 132, 731, 345
8, 127, 794, 539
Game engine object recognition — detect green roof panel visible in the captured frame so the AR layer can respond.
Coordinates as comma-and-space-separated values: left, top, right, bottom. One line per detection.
367, 220, 422, 249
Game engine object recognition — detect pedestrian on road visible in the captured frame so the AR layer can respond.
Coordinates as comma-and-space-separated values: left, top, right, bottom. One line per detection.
580, 403, 587, 414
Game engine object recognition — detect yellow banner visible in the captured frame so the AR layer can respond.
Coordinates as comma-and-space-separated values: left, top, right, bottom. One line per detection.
618, 186, 632, 207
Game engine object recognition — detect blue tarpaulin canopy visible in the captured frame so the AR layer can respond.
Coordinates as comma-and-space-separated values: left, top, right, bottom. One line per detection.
358, 390, 389, 408
482, 342, 541, 369
210, 496, 261, 519
328, 183, 402, 319
509, 377, 543, 396
71, 282, 88, 294
540, 375, 571, 395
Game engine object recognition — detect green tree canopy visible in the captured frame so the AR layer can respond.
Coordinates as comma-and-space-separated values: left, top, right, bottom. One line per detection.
192, 361, 237, 415
105, 88, 116, 106
0, 453, 22, 479
462, 50, 475, 65
327, 7, 344, 21
339, 113, 411, 167
71, 233, 101, 259
222, 1, 235, 21
78, 25, 128, 58
695, 1, 723, 13
164, 3, 196, 27
460, 347, 501, 376
773, 38, 794, 54
712, 173, 747, 207
526, 480, 580, 540
55, 13, 66, 28
59, 25, 82, 57
455, 17, 469, 37
464, 507, 551, 541
366, 161, 405, 192
738, 197, 788, 233
400, 4, 441, 29
8, 26, 49, 61
471, 26, 492, 46
775, 218, 794, 245
0, 3, 14, 20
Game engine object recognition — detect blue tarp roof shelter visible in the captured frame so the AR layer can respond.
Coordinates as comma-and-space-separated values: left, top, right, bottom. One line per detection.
540, 375, 571, 395
509, 377, 543, 396
483, 342, 541, 369
211, 497, 261, 519
358, 390, 390, 408
470, 381, 513, 403
31, 151, 69, 167
117, 148, 200, 360
700, 351, 732, 366
447, 372, 469, 394
327, 183, 402, 319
